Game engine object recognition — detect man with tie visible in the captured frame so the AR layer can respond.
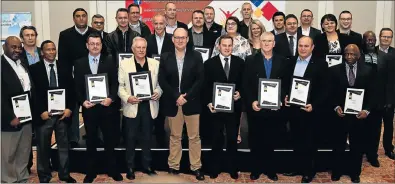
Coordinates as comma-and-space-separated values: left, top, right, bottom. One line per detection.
1, 36, 34, 183
243, 32, 290, 181
204, 35, 244, 179
29, 40, 76, 183
118, 37, 162, 179
158, 27, 205, 180
297, 9, 321, 40
274, 14, 302, 59
330, 44, 373, 183
284, 36, 328, 183
74, 33, 123, 183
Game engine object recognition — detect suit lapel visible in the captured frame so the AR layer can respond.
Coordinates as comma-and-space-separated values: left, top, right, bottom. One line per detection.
40, 61, 50, 87
303, 57, 315, 78
84, 57, 93, 75
214, 56, 227, 81
181, 50, 192, 85
152, 35, 159, 55
270, 55, 281, 78
162, 34, 171, 54
354, 62, 362, 86
228, 56, 238, 81
256, 53, 267, 78
340, 63, 349, 86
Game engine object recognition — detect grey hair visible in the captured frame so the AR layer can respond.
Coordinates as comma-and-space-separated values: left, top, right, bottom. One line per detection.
132, 36, 147, 48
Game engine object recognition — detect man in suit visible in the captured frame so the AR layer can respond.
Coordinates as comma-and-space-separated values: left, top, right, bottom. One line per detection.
188, 10, 215, 51
204, 35, 244, 179
203, 6, 223, 42
239, 2, 253, 39
284, 36, 328, 183
29, 40, 76, 183
164, 2, 188, 34
377, 28, 394, 54
147, 14, 175, 58
298, 9, 321, 40
74, 33, 123, 183
244, 32, 290, 181
270, 12, 286, 35
338, 11, 362, 49
19, 25, 42, 66
128, 3, 151, 39
118, 37, 162, 179
274, 14, 302, 59
330, 44, 373, 183
58, 8, 97, 148
1, 36, 34, 183
105, 8, 140, 67
91, 14, 108, 39
158, 27, 205, 180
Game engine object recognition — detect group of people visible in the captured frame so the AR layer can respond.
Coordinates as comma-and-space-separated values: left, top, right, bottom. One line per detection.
1, 1, 395, 183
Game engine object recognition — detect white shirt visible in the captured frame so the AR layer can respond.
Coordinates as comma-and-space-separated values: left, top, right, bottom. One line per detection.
166, 21, 178, 34
155, 33, 165, 55
44, 59, 59, 87
301, 26, 310, 36
379, 46, 389, 53
286, 32, 298, 56
74, 25, 89, 35
4, 54, 31, 92
219, 53, 231, 69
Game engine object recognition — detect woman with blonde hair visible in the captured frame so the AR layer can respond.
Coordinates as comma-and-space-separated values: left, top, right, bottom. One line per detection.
248, 19, 266, 55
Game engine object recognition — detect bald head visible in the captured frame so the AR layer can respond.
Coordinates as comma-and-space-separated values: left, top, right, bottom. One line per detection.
3, 36, 22, 61
298, 36, 314, 59
299, 36, 314, 45
344, 44, 360, 64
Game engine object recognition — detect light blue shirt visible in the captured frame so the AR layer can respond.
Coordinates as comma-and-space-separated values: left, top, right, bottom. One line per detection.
88, 54, 100, 74
25, 48, 40, 65
293, 54, 312, 77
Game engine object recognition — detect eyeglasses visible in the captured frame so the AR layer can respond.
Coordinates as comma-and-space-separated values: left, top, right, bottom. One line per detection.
286, 22, 298, 26
93, 21, 104, 25
380, 36, 393, 39
340, 18, 352, 21
301, 15, 313, 18
173, 36, 187, 41
226, 22, 237, 27
88, 43, 102, 46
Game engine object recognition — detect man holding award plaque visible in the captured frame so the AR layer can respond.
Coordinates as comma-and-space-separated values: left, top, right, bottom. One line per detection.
284, 36, 328, 183
243, 32, 290, 181
203, 35, 244, 179
74, 33, 123, 183
329, 44, 373, 183
118, 37, 162, 179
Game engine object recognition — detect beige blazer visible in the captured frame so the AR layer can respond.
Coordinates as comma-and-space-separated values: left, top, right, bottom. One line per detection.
118, 57, 162, 119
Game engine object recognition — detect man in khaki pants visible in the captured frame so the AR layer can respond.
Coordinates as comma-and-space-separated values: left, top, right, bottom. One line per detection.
158, 27, 205, 180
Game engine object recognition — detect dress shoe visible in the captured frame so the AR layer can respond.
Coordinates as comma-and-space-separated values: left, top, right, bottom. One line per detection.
168, 168, 180, 175
301, 175, 313, 183
351, 175, 360, 183
192, 169, 205, 181
126, 169, 135, 180
230, 172, 238, 180
60, 176, 77, 183
267, 173, 278, 181
368, 159, 380, 167
210, 173, 218, 179
83, 175, 96, 183
109, 173, 123, 181
283, 172, 298, 176
331, 173, 341, 181
250, 173, 260, 180
385, 151, 395, 160
142, 168, 157, 176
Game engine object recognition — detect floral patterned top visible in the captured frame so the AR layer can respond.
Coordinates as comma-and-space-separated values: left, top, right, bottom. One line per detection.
328, 40, 341, 54
211, 34, 252, 60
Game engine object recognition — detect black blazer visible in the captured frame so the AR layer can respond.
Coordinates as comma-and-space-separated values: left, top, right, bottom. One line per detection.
29, 60, 75, 121
346, 30, 363, 50
270, 30, 276, 36
288, 56, 329, 109
73, 55, 119, 108
21, 47, 43, 66
158, 49, 204, 116
297, 26, 321, 40
274, 32, 303, 59
375, 46, 395, 54
129, 20, 152, 39
313, 32, 352, 59
243, 53, 291, 114
203, 55, 245, 113
329, 61, 373, 112
386, 53, 395, 105
146, 33, 175, 58
203, 22, 223, 41
187, 28, 215, 50
1, 55, 35, 131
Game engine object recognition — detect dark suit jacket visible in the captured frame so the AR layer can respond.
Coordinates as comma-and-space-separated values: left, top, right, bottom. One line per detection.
167, 21, 188, 34
146, 33, 175, 58
29, 60, 75, 122
375, 46, 395, 54
238, 20, 249, 39
329, 61, 373, 112
129, 20, 151, 39
73, 55, 119, 109
274, 32, 303, 59
289, 56, 329, 109
203, 55, 245, 113
297, 26, 321, 40
243, 53, 291, 114
386, 53, 395, 105
203, 22, 223, 42
313, 32, 352, 59
270, 30, 276, 36
187, 28, 215, 51
21, 47, 42, 66
1, 55, 35, 131
346, 30, 363, 50
158, 49, 204, 116
101, 31, 109, 55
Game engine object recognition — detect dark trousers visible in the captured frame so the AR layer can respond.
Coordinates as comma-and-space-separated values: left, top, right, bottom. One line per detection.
333, 115, 365, 176
383, 106, 394, 152
210, 112, 239, 174
124, 103, 153, 169
154, 110, 167, 148
82, 105, 118, 176
289, 108, 315, 176
248, 111, 280, 175
36, 115, 70, 181
365, 110, 383, 160
68, 103, 80, 143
